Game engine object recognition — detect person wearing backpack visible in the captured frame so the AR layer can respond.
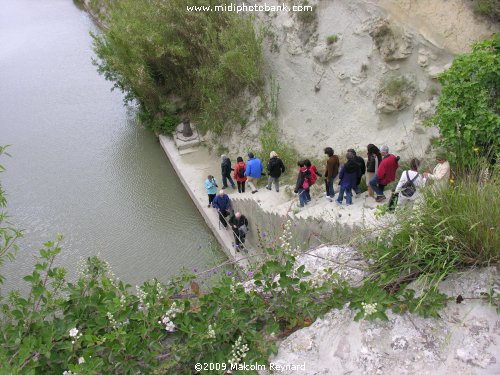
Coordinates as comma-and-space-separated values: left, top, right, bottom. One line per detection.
366, 144, 382, 198
266, 151, 285, 192
233, 156, 247, 193
394, 158, 424, 207
336, 151, 359, 206
304, 159, 321, 203
294, 160, 311, 208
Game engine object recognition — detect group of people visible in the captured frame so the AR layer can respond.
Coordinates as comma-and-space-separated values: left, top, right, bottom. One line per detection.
204, 145, 451, 249
295, 144, 450, 207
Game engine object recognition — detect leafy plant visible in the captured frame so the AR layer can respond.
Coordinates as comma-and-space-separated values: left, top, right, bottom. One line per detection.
427, 36, 499, 168
326, 34, 338, 45
92, 0, 263, 135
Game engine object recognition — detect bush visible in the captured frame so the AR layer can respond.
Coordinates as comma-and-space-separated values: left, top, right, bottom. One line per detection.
92, 0, 263, 135
363, 167, 500, 291
472, 0, 500, 21
296, 1, 316, 24
326, 34, 338, 45
428, 36, 499, 168
259, 120, 298, 179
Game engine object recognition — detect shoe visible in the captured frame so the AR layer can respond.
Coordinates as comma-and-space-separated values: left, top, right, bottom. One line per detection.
326, 196, 332, 202
207, 204, 211, 208
375, 196, 386, 202
336, 201, 342, 205
266, 186, 272, 190
276, 189, 279, 192
252, 190, 258, 194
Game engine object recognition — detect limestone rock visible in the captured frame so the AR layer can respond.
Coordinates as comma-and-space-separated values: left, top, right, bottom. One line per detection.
367, 18, 413, 61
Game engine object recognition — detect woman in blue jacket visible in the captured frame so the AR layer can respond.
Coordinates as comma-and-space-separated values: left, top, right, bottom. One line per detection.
204, 175, 218, 208
336, 151, 359, 206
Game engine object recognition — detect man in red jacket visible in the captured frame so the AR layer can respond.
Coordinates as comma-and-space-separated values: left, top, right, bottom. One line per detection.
369, 145, 399, 202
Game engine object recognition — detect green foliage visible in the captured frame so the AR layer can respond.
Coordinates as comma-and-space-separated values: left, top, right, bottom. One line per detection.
295, 1, 316, 24
92, 0, 263, 135
381, 75, 414, 97
428, 36, 499, 167
326, 34, 338, 44
363, 169, 499, 292
472, 0, 500, 21
259, 120, 297, 179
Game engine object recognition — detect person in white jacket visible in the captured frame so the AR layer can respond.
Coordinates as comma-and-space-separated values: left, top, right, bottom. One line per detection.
424, 152, 450, 192
394, 158, 424, 207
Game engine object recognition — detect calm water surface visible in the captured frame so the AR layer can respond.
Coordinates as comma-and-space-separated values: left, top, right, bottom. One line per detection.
0, 0, 224, 288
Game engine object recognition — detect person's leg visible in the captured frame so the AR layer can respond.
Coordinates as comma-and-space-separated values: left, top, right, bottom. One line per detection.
242, 181, 246, 193
305, 188, 311, 202
266, 176, 272, 190
336, 186, 345, 203
208, 194, 215, 207
354, 178, 361, 195
370, 176, 384, 197
247, 177, 257, 193
327, 178, 335, 198
346, 189, 353, 205
232, 228, 241, 246
366, 173, 374, 197
275, 177, 280, 192
221, 174, 228, 189
237, 181, 242, 193
298, 188, 306, 207
227, 174, 236, 188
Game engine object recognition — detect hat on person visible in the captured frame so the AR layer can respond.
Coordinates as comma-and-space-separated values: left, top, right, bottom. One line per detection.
381, 145, 389, 153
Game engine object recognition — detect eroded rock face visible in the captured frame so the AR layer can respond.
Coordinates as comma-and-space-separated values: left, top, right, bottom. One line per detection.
375, 74, 417, 113
367, 18, 413, 61
269, 267, 500, 375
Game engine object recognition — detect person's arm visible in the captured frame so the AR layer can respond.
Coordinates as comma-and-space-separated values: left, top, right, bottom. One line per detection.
244, 162, 250, 176
212, 197, 219, 210
427, 164, 448, 180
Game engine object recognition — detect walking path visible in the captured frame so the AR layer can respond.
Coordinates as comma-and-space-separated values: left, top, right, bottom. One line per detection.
160, 135, 383, 265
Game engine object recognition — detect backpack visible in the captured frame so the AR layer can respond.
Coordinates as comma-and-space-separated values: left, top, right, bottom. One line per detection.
401, 171, 419, 197
237, 164, 245, 179
308, 167, 317, 185
302, 169, 311, 190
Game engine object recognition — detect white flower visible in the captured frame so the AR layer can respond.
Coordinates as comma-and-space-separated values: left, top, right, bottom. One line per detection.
361, 302, 378, 316
444, 235, 454, 241
78, 356, 85, 364
207, 324, 216, 339
69, 328, 79, 338
63, 371, 74, 375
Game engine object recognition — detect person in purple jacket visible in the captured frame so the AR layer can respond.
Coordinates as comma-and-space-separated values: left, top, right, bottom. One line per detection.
336, 151, 360, 206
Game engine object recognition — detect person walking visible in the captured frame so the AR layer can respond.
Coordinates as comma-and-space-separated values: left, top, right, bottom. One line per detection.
423, 151, 450, 192
229, 211, 249, 252
304, 159, 321, 203
266, 151, 285, 192
244, 152, 264, 194
366, 144, 382, 198
347, 149, 366, 196
324, 147, 340, 202
212, 190, 232, 229
394, 158, 424, 207
294, 160, 311, 208
369, 145, 399, 202
220, 155, 236, 189
233, 156, 247, 193
204, 175, 218, 208
336, 151, 359, 206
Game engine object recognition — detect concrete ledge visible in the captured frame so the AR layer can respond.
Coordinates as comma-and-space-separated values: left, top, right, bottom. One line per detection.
159, 135, 250, 268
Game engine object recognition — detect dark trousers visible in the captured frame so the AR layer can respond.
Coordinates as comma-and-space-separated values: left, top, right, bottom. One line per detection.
208, 194, 216, 205
218, 209, 230, 228
237, 181, 245, 193
222, 174, 235, 188
232, 227, 246, 246
326, 177, 335, 197
369, 175, 386, 196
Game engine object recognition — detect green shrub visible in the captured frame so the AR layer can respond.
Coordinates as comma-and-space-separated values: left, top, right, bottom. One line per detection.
428, 36, 499, 168
296, 1, 316, 24
259, 120, 298, 179
92, 0, 263, 135
326, 34, 338, 44
363, 167, 499, 291
472, 0, 500, 21
382, 75, 414, 97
